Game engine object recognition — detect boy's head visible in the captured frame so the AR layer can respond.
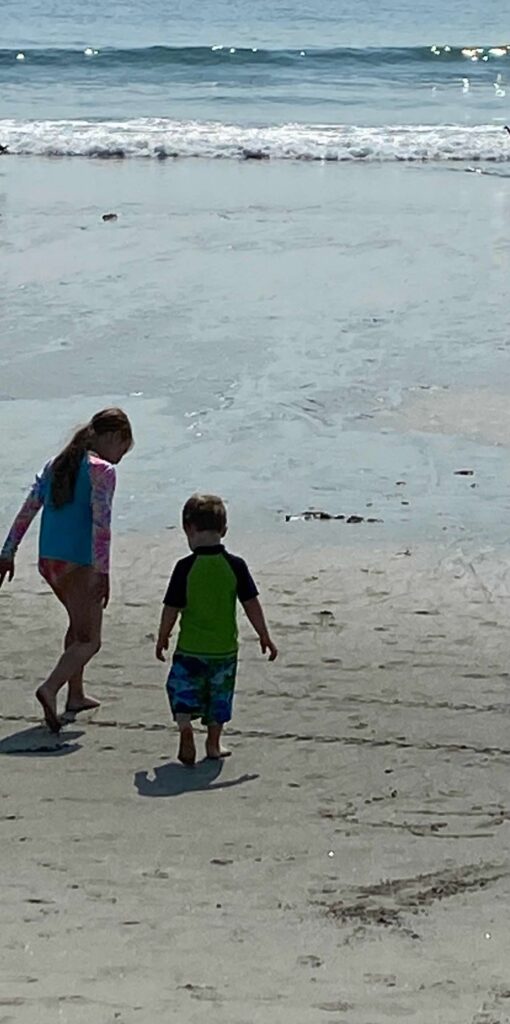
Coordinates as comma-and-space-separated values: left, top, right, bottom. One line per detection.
182, 494, 227, 549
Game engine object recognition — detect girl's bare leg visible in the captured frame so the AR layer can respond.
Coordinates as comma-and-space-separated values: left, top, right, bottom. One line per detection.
63, 627, 100, 713
36, 569, 103, 731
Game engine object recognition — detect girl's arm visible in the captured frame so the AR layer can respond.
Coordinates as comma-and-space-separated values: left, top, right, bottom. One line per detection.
156, 606, 179, 661
0, 467, 47, 577
242, 597, 278, 660
89, 457, 117, 577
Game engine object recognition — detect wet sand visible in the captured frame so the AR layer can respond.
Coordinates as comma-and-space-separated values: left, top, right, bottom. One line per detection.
3, 157, 510, 545
1, 533, 510, 1022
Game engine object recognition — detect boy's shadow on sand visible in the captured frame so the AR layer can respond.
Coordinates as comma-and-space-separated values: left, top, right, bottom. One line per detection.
134, 759, 259, 797
0, 725, 84, 757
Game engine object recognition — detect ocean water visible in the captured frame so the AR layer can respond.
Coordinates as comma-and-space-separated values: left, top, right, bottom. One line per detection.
1, 0, 510, 157
2, 1, 510, 550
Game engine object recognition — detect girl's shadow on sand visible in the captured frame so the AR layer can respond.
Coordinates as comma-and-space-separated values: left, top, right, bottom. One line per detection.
134, 759, 259, 797
0, 725, 84, 756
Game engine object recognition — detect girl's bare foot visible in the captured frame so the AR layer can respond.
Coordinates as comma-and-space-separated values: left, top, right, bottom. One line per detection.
65, 695, 101, 714
178, 726, 196, 766
36, 687, 61, 734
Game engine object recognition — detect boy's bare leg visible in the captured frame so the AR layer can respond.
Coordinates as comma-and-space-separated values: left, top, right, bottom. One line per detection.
206, 723, 231, 759
176, 715, 196, 766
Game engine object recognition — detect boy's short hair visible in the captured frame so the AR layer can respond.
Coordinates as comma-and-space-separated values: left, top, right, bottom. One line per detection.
182, 493, 227, 533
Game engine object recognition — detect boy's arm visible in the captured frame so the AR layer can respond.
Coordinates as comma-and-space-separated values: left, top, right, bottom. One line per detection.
242, 597, 278, 661
156, 557, 190, 661
156, 606, 179, 661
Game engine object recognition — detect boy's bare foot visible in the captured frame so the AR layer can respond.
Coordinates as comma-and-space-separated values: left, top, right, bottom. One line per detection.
205, 742, 232, 760
206, 723, 231, 759
178, 726, 196, 766
65, 695, 101, 714
36, 687, 61, 734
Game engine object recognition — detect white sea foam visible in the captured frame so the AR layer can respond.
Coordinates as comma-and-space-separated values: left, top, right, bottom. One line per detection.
0, 119, 509, 162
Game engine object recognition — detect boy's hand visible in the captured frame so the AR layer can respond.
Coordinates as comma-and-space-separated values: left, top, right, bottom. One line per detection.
156, 637, 169, 662
0, 557, 15, 588
260, 635, 278, 661
156, 607, 178, 661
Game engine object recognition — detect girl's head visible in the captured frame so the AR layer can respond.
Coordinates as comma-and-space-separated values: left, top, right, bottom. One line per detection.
51, 408, 133, 508
88, 408, 134, 465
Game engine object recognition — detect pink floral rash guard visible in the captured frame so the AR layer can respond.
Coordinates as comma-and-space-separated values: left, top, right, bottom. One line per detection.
1, 453, 116, 574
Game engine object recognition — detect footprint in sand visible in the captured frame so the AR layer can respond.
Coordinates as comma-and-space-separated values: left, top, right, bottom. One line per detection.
364, 973, 396, 987
316, 1001, 353, 1012
178, 984, 220, 1002
297, 955, 323, 968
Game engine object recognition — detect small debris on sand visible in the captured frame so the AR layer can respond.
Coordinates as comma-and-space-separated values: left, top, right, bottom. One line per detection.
285, 510, 383, 524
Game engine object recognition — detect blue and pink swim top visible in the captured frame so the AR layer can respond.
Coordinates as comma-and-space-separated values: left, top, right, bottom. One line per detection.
1, 453, 116, 574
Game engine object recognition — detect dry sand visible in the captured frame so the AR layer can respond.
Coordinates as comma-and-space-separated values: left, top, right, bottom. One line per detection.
1, 532, 510, 1023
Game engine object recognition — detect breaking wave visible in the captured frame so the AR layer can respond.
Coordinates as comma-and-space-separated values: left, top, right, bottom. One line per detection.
1, 119, 509, 162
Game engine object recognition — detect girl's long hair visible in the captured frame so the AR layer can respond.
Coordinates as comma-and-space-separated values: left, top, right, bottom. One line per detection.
50, 408, 133, 508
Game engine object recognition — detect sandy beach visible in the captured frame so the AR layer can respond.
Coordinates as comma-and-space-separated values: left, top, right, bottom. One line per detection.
2, 142, 510, 1024
2, 531, 510, 1023
4, 0, 510, 1016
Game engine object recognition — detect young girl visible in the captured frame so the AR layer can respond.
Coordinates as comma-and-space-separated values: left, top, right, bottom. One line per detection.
0, 408, 133, 733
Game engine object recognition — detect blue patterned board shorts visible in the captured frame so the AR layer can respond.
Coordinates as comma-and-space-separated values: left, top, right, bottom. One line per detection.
166, 652, 238, 725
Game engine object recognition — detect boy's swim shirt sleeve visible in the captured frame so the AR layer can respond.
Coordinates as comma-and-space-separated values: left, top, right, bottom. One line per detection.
89, 456, 116, 574
163, 555, 194, 608
225, 553, 259, 602
1, 464, 49, 559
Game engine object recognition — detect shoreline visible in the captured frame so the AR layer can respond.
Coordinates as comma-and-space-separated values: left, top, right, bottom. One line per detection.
2, 388, 510, 550
3, 153, 510, 550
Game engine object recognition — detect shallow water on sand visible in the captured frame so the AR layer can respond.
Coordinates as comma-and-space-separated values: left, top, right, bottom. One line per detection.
2, 157, 510, 550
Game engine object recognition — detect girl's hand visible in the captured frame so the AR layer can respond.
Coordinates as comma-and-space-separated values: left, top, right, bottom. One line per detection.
93, 572, 110, 608
0, 557, 15, 588
156, 637, 169, 662
260, 635, 278, 661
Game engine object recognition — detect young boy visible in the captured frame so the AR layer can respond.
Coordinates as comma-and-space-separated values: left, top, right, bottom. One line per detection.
156, 494, 278, 766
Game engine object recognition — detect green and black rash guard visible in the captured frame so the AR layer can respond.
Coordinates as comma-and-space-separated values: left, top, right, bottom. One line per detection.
163, 544, 259, 658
